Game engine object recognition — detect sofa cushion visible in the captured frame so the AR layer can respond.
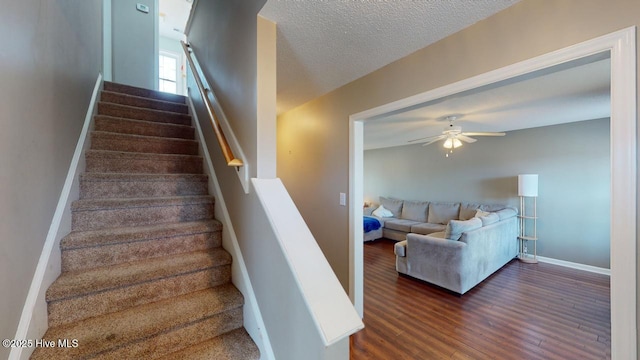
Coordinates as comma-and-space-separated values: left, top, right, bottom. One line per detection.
479, 212, 500, 226
496, 207, 518, 220
481, 203, 508, 212
428, 202, 461, 224
410, 222, 446, 235
459, 203, 482, 220
380, 197, 404, 218
445, 217, 483, 240
385, 219, 422, 232
372, 205, 393, 218
364, 206, 375, 216
394, 240, 407, 257
401, 200, 429, 222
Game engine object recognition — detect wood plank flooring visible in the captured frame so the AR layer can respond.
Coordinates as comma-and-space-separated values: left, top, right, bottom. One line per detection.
350, 239, 610, 359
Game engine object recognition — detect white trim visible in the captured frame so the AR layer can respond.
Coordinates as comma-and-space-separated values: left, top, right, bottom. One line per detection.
187, 96, 275, 360
348, 119, 364, 318
102, 0, 112, 81
153, 0, 160, 91
252, 178, 364, 346
537, 256, 611, 276
10, 74, 103, 360
349, 27, 636, 359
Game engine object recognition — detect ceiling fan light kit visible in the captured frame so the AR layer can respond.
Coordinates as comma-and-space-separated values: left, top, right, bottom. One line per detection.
408, 115, 505, 157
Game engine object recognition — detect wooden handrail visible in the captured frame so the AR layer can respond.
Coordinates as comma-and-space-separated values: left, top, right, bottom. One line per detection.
181, 41, 243, 167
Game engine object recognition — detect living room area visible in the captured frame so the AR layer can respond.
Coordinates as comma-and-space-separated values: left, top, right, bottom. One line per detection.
349, 40, 622, 358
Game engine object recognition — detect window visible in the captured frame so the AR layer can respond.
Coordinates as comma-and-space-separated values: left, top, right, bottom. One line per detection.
159, 53, 178, 94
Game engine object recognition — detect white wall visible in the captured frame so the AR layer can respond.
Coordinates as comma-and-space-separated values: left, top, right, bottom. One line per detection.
112, 0, 157, 89
364, 119, 610, 268
0, 1, 103, 358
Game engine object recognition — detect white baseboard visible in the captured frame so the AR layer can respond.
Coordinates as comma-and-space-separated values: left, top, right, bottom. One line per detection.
187, 96, 275, 360
536, 256, 611, 276
10, 74, 103, 360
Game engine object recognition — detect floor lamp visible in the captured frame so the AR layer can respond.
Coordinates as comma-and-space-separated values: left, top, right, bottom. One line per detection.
518, 174, 538, 263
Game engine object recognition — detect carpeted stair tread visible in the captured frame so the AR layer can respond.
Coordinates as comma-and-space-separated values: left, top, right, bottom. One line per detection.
98, 102, 191, 126
70, 195, 214, 231
91, 131, 199, 155
61, 220, 221, 249
71, 194, 214, 211
95, 115, 195, 139
85, 149, 203, 174
32, 285, 243, 360
157, 328, 260, 360
104, 81, 186, 104
60, 223, 222, 272
101, 90, 189, 114
47, 248, 231, 302
80, 173, 208, 199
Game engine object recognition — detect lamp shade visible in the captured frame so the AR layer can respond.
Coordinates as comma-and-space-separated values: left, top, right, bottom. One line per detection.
518, 174, 538, 197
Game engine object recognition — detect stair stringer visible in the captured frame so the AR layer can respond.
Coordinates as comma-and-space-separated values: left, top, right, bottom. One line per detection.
9, 74, 103, 360
187, 96, 275, 360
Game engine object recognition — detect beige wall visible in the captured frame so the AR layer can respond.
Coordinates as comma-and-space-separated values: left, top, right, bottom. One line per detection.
277, 0, 639, 318
0, 1, 103, 357
365, 119, 611, 268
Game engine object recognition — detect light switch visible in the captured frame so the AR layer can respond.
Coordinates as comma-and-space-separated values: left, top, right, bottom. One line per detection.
339, 192, 346, 206
136, 3, 150, 13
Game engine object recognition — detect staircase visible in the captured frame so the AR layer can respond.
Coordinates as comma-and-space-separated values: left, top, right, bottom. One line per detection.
31, 82, 259, 359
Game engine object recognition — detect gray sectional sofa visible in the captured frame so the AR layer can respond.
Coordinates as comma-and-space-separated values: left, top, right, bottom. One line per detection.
367, 197, 519, 294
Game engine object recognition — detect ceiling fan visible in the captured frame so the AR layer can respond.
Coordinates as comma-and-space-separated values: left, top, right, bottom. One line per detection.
408, 116, 506, 150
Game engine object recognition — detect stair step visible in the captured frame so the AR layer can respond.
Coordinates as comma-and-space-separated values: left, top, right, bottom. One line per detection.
158, 328, 260, 360
80, 173, 208, 199
47, 249, 232, 326
98, 102, 191, 126
32, 285, 243, 360
85, 149, 203, 174
104, 81, 186, 104
61, 220, 222, 271
91, 131, 199, 155
71, 195, 214, 231
95, 115, 195, 140
101, 90, 189, 114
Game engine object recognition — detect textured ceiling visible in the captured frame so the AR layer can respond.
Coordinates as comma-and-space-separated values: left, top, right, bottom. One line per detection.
259, 0, 521, 114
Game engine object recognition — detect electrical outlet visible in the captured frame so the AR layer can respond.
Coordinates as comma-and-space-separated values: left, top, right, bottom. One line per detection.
339, 192, 346, 206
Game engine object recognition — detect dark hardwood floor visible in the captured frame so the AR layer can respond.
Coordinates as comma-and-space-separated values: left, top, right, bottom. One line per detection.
350, 239, 610, 360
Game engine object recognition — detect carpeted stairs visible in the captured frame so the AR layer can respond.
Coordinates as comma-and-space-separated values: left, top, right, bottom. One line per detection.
31, 82, 260, 360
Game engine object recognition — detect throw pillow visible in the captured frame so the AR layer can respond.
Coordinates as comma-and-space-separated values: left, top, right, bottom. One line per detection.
479, 213, 500, 226
428, 202, 461, 225
459, 203, 482, 220
474, 209, 491, 218
444, 217, 483, 241
372, 205, 394, 218
380, 197, 404, 218
401, 200, 429, 222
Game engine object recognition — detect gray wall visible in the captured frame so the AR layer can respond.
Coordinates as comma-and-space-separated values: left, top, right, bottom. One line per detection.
112, 0, 157, 89
364, 119, 611, 268
0, 1, 103, 358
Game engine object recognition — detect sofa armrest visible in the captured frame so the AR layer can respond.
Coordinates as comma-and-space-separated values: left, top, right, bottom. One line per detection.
406, 232, 467, 269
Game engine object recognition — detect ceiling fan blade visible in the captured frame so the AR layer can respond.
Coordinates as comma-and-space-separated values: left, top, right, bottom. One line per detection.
461, 132, 506, 137
457, 134, 477, 143
407, 134, 444, 143
421, 136, 446, 146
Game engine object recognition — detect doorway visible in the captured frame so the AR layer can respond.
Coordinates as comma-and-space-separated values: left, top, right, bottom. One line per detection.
349, 27, 636, 358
